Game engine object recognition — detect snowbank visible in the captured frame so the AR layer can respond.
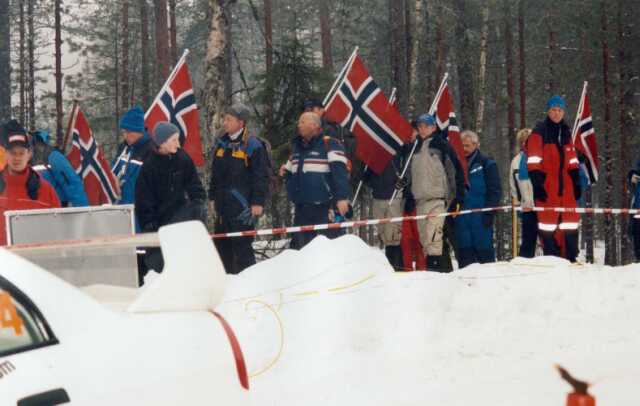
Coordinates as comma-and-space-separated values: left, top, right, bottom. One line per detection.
219, 235, 640, 405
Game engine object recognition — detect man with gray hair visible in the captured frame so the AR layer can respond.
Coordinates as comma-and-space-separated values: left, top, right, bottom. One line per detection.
454, 130, 502, 268
280, 112, 350, 249
209, 103, 269, 274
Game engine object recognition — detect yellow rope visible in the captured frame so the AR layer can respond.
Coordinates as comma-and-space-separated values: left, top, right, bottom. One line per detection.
244, 299, 285, 378
327, 273, 376, 292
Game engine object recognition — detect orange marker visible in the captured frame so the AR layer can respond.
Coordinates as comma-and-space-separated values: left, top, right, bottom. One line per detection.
0, 291, 24, 336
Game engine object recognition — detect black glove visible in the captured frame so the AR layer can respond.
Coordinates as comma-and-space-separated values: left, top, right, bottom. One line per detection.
569, 169, 582, 201
394, 176, 409, 191
529, 170, 548, 202
404, 196, 416, 213
482, 213, 494, 228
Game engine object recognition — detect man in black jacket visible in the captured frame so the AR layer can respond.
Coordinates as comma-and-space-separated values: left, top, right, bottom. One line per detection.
209, 104, 269, 274
135, 121, 207, 273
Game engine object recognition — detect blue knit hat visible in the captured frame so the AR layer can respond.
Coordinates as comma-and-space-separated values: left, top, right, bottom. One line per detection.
546, 95, 567, 111
415, 113, 436, 127
119, 106, 145, 132
153, 122, 179, 146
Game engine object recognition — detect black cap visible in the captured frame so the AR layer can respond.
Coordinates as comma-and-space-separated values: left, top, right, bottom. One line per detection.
303, 98, 323, 110
3, 119, 30, 149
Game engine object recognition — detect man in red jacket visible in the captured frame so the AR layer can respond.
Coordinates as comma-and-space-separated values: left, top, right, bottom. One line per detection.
526, 96, 581, 262
0, 120, 60, 246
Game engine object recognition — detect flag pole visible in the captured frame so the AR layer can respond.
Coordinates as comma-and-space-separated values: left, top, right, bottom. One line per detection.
388, 73, 449, 205
322, 47, 359, 107
351, 87, 397, 207
571, 81, 588, 143
144, 49, 190, 119
62, 100, 79, 154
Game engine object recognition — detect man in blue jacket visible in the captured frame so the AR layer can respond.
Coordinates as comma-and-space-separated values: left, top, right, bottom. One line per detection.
455, 130, 502, 268
30, 130, 89, 207
112, 106, 154, 206
281, 112, 350, 249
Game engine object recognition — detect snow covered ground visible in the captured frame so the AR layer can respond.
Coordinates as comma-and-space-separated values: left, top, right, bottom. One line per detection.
219, 234, 640, 405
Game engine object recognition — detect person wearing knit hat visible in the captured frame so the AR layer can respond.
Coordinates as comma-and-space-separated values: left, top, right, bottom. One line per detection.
209, 102, 270, 274
526, 95, 581, 262
111, 106, 154, 208
0, 119, 61, 245
153, 122, 180, 154
135, 121, 206, 273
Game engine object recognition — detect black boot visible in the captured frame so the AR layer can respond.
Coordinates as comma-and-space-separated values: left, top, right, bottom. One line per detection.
540, 231, 560, 257
564, 231, 579, 263
426, 255, 452, 273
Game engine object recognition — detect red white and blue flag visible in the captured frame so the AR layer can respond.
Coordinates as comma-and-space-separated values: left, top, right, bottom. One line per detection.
431, 77, 468, 182
67, 105, 120, 205
145, 50, 205, 166
571, 82, 599, 183
324, 53, 413, 174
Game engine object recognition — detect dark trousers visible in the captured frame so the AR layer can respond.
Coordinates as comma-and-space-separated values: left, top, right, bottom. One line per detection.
632, 218, 640, 261
519, 211, 538, 258
539, 230, 578, 262
214, 216, 256, 275
291, 203, 330, 250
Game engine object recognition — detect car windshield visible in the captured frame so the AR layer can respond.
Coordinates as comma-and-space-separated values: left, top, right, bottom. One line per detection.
0, 285, 51, 357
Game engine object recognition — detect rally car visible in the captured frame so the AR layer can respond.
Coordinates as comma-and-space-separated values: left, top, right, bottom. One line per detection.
0, 221, 249, 405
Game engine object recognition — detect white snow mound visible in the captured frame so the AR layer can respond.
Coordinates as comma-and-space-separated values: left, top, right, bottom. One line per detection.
218, 235, 640, 405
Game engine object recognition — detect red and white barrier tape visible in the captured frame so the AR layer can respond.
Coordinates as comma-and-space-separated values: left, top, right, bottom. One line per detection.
6, 205, 638, 252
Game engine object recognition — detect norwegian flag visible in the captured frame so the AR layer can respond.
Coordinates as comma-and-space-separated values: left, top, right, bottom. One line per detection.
571, 82, 599, 183
145, 50, 205, 166
431, 76, 468, 182
67, 105, 120, 205
324, 53, 413, 174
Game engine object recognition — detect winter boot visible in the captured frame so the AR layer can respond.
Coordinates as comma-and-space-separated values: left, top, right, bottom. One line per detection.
564, 231, 579, 263
456, 247, 476, 269
426, 255, 451, 273
540, 231, 561, 257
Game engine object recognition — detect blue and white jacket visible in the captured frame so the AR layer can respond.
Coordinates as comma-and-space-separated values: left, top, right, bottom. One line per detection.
284, 134, 350, 205
111, 132, 154, 205
463, 149, 501, 210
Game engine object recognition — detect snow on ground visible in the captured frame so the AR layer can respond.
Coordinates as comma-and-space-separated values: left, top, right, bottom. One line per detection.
218, 234, 640, 405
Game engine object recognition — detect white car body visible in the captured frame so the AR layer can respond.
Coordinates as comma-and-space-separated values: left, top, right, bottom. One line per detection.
0, 221, 249, 405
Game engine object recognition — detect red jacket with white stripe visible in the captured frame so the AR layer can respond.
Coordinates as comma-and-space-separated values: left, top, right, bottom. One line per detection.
526, 117, 580, 208
0, 168, 61, 245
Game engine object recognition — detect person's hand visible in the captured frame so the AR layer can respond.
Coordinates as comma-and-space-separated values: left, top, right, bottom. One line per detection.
251, 205, 263, 217
336, 199, 349, 216
632, 174, 640, 184
395, 176, 409, 190
278, 164, 287, 177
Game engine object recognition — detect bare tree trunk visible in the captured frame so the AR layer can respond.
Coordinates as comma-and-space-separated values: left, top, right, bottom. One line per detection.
0, 0, 9, 121
54, 0, 63, 147
435, 7, 444, 86
409, 0, 423, 114
617, 0, 633, 264
545, 9, 556, 91
140, 0, 151, 108
19, 0, 25, 125
517, 0, 525, 129
504, 0, 515, 154
169, 0, 177, 65
203, 0, 229, 139
389, 0, 408, 115
27, 0, 35, 130
319, 0, 333, 73
264, 0, 273, 134
475, 2, 489, 133
601, 0, 617, 266
222, 3, 233, 104
453, 0, 475, 128
114, 18, 121, 137
154, 0, 170, 87
121, 0, 130, 111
